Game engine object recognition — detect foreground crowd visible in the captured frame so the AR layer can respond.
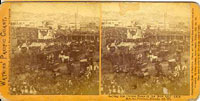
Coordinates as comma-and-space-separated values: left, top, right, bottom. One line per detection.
102, 35, 190, 95
10, 39, 99, 95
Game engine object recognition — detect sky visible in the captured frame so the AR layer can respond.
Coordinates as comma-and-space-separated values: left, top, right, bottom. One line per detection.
102, 3, 190, 18
10, 2, 191, 26
101, 3, 191, 26
11, 2, 100, 17
102, 3, 190, 16
12, 2, 190, 18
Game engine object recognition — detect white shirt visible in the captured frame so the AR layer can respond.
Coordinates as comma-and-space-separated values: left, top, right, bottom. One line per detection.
163, 87, 168, 94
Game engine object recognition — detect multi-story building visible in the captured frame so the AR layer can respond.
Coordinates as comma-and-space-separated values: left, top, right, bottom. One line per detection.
102, 19, 121, 28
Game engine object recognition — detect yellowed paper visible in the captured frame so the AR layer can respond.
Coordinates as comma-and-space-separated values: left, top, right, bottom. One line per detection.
0, 1, 199, 101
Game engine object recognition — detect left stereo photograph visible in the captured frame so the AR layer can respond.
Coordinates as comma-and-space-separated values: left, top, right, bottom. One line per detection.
9, 2, 100, 95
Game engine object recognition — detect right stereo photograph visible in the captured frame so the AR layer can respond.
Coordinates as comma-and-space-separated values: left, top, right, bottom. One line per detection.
101, 3, 190, 95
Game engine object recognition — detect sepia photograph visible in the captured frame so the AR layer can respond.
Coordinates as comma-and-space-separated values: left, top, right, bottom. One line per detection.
9, 2, 100, 95
0, 1, 200, 101
101, 3, 190, 95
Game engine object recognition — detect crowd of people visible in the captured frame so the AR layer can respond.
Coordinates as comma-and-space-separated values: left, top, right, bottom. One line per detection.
9, 25, 190, 95
10, 37, 99, 95
102, 27, 190, 95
